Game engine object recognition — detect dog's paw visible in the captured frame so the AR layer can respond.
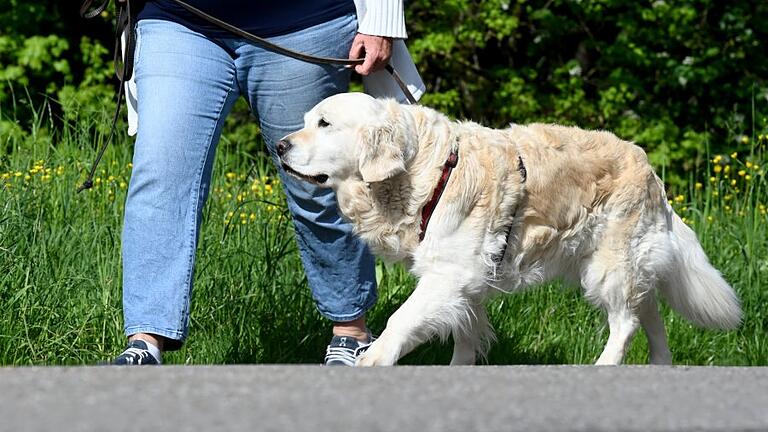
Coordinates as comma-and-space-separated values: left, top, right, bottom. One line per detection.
356, 339, 399, 366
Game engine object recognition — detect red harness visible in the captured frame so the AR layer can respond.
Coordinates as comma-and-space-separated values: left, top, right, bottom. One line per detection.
419, 149, 459, 241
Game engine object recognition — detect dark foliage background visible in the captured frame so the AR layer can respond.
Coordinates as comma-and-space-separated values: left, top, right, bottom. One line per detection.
2, 0, 767, 185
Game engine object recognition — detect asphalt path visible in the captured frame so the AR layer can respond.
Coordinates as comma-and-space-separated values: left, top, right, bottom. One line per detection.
1, 365, 766, 432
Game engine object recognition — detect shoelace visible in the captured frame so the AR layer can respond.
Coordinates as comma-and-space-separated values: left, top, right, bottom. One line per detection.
325, 340, 374, 365
324, 346, 358, 365
119, 346, 154, 365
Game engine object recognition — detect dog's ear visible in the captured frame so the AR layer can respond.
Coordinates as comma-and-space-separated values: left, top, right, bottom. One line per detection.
358, 100, 412, 183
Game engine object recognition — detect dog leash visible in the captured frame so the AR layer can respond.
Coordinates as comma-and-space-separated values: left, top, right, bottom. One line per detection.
77, 0, 418, 192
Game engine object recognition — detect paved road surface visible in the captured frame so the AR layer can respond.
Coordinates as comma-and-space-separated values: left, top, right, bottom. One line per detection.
1, 365, 766, 431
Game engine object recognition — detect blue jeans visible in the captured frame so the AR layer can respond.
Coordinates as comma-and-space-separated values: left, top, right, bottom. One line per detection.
122, 15, 377, 350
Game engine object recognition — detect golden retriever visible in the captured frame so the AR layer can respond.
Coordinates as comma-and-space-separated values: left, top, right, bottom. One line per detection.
277, 92, 741, 366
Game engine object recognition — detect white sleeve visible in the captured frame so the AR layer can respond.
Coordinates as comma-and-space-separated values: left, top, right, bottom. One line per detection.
354, 0, 408, 39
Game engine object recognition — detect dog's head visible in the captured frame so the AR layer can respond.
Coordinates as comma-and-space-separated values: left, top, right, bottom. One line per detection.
278, 92, 417, 187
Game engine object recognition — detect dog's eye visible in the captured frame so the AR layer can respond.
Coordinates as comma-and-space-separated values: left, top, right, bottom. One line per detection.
318, 118, 330, 128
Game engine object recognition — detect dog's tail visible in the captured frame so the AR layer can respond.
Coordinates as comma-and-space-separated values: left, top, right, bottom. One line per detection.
658, 210, 742, 329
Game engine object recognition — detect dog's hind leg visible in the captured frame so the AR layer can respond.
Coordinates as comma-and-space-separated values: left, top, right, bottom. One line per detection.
583, 258, 641, 365
596, 307, 639, 365
637, 292, 672, 365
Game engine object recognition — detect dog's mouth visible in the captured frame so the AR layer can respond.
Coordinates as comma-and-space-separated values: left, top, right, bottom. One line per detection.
281, 163, 329, 185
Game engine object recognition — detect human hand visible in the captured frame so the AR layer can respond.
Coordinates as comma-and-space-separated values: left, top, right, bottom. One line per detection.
348, 33, 393, 76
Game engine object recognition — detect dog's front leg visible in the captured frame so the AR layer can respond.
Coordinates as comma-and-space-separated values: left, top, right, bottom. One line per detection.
357, 273, 465, 366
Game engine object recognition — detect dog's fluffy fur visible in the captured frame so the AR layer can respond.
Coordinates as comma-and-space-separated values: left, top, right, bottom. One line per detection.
279, 92, 742, 366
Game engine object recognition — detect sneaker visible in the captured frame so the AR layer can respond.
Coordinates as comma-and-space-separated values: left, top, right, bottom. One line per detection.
324, 334, 375, 366
112, 340, 160, 365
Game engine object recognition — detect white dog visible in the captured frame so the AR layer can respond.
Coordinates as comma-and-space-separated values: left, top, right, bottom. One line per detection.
277, 92, 742, 366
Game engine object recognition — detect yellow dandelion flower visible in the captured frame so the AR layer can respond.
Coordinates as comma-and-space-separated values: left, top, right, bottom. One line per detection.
108, 175, 115, 182
731, 152, 738, 159
739, 211, 745, 217
674, 194, 685, 203
746, 161, 753, 169
239, 212, 247, 218
713, 155, 722, 163
681, 217, 688, 223
709, 176, 716, 183
681, 206, 688, 212
226, 193, 232, 199
725, 205, 732, 211
745, 175, 751, 181
741, 136, 749, 144
754, 165, 760, 171
41, 175, 51, 182
249, 213, 256, 221
241, 219, 247, 225
237, 194, 244, 203
120, 182, 128, 189
265, 184, 273, 193
724, 165, 731, 173
695, 182, 703, 190
730, 179, 737, 187
227, 211, 234, 217
761, 209, 767, 216
226, 172, 237, 180
707, 216, 714, 222
712, 191, 719, 197
667, 199, 673, 205
95, 177, 102, 184
738, 170, 746, 177
760, 204, 766, 211
724, 194, 732, 201
251, 184, 259, 192
15, 171, 23, 177
714, 165, 722, 173
56, 167, 65, 175
127, 163, 133, 169
24, 175, 31, 181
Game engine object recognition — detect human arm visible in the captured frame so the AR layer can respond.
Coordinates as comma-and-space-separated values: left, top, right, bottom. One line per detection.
349, 0, 407, 75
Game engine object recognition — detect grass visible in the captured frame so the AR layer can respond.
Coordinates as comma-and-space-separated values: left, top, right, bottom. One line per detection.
1, 102, 767, 366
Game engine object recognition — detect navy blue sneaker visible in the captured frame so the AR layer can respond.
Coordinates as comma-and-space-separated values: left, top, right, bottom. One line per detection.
112, 340, 160, 365
324, 334, 374, 366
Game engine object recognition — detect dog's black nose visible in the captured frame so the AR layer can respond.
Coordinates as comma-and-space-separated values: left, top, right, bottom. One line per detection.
276, 139, 292, 157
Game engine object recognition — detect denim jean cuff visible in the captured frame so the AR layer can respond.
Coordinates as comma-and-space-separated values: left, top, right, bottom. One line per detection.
124, 326, 186, 351
318, 292, 378, 323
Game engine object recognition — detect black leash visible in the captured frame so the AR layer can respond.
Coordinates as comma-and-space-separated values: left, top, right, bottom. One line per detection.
77, 0, 418, 192
77, 0, 136, 192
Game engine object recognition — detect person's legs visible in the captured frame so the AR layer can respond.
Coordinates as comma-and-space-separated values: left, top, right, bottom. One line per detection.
233, 14, 377, 350
119, 19, 240, 359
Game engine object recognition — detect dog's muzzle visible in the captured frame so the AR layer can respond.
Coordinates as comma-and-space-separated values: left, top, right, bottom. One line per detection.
276, 139, 292, 157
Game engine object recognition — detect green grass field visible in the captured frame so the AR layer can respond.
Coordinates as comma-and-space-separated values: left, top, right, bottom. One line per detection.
1, 106, 767, 366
